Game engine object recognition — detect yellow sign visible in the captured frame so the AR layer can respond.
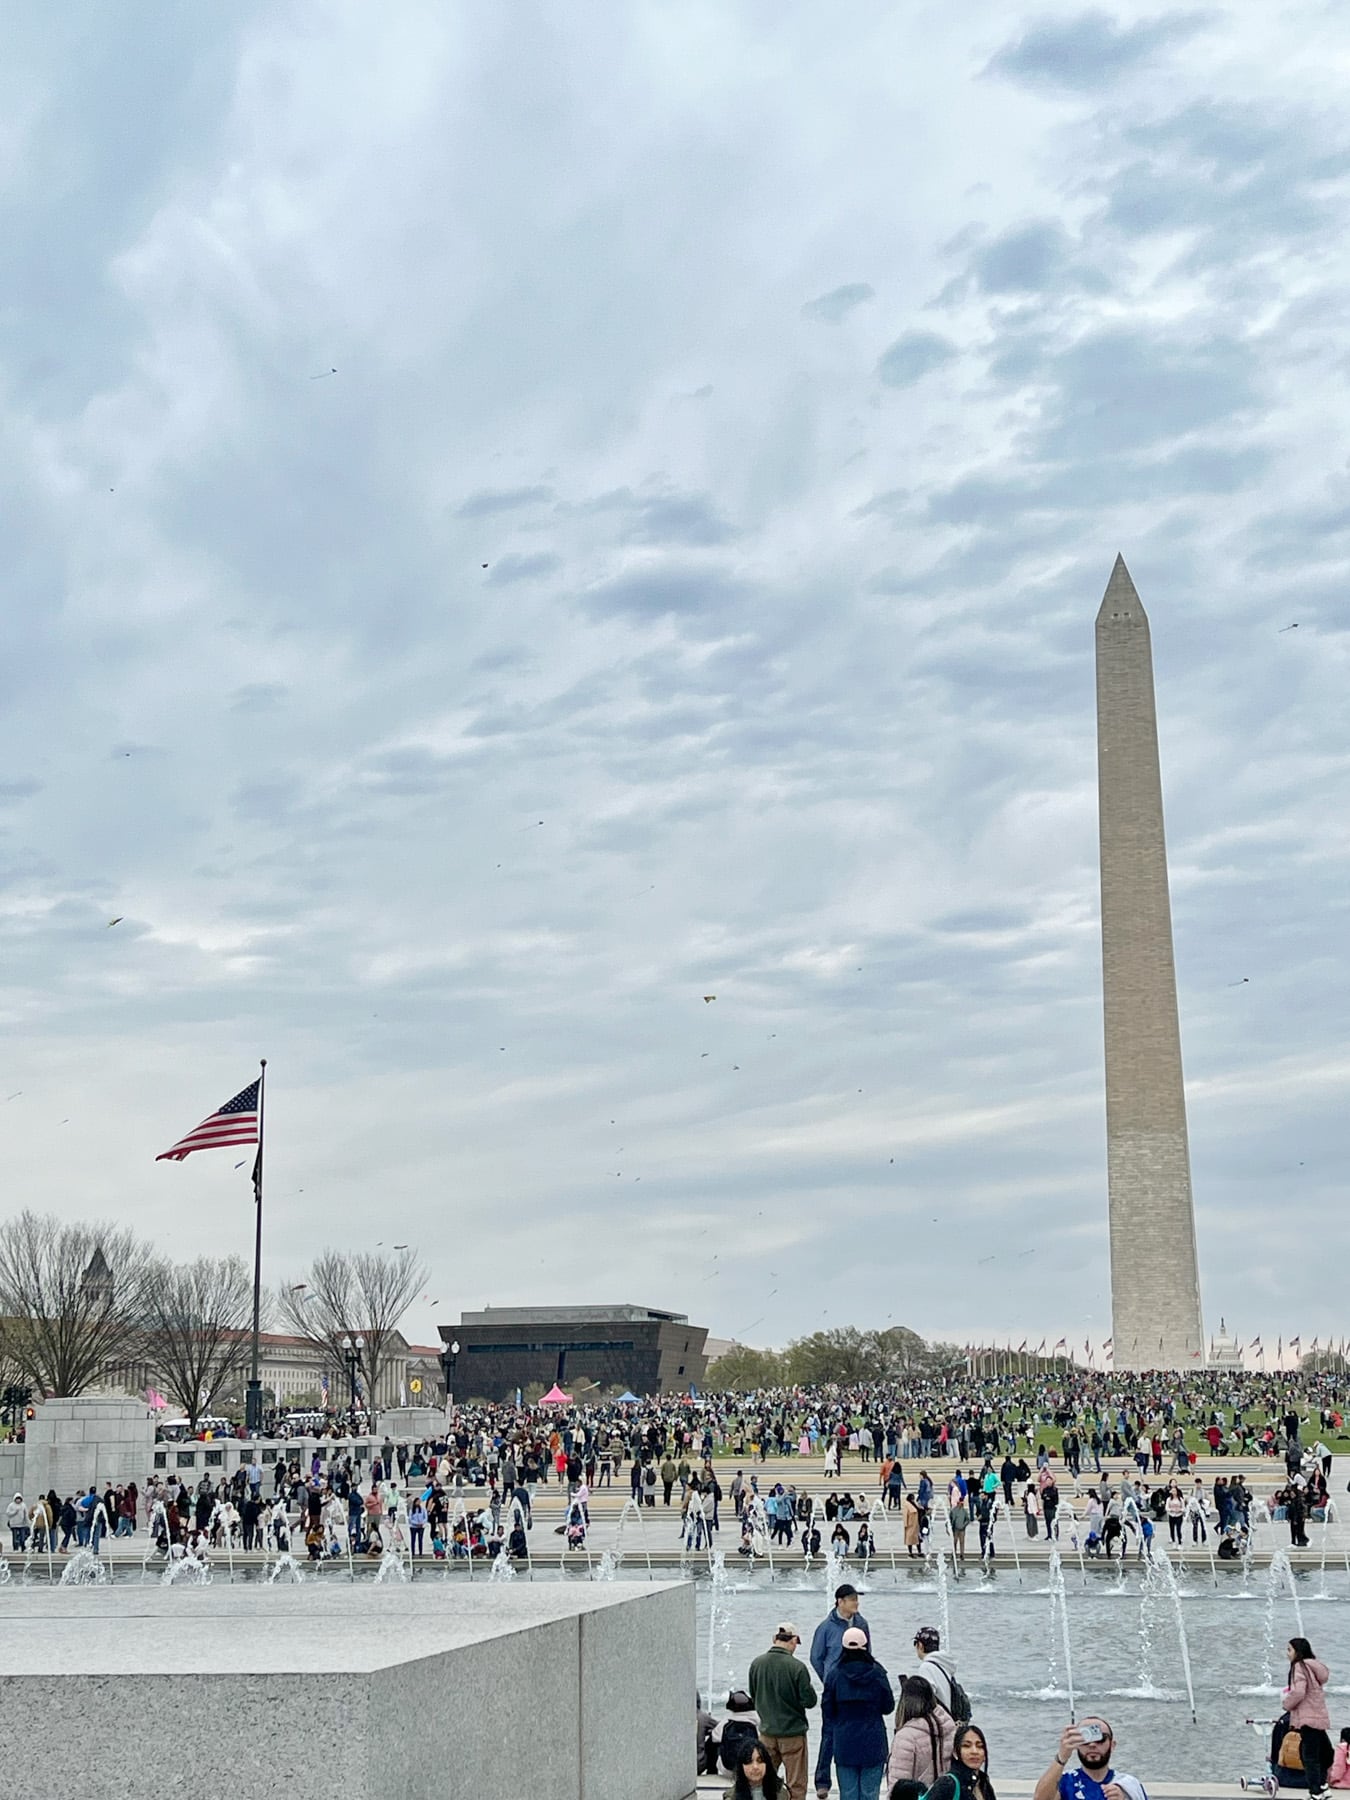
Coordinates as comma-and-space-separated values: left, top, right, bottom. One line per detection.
409, 1378, 422, 1394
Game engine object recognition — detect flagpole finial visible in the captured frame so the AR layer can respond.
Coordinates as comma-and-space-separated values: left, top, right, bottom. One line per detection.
260, 1057, 267, 1068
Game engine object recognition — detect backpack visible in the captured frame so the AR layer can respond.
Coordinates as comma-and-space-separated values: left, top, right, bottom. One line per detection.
718, 1718, 760, 1772
946, 1672, 972, 1724
932, 1658, 972, 1724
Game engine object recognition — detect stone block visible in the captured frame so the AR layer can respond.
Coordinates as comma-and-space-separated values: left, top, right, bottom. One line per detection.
0, 1579, 696, 1800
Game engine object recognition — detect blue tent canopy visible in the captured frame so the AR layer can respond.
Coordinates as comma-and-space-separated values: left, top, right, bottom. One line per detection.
616, 1391, 640, 1403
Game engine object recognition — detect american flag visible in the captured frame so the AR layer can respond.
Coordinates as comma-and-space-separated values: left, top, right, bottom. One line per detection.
156, 1079, 260, 1162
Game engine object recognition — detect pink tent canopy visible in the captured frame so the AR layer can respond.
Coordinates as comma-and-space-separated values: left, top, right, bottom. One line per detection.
540, 1384, 572, 1404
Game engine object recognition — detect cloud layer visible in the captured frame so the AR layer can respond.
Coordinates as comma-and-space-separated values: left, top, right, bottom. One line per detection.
0, 2, 1347, 1357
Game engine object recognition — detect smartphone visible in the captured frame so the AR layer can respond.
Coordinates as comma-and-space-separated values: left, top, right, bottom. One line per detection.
1078, 1725, 1104, 1744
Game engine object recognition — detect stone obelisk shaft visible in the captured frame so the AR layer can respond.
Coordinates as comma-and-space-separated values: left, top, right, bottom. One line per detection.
1096, 556, 1204, 1371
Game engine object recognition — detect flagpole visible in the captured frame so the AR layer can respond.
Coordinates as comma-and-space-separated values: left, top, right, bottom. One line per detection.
245, 1058, 267, 1436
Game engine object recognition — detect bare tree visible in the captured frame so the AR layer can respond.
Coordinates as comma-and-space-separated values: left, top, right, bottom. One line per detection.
0, 1211, 159, 1397
143, 1255, 258, 1428
277, 1247, 427, 1425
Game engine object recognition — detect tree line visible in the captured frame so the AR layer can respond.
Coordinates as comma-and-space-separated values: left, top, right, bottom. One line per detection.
707, 1324, 966, 1391
0, 1210, 428, 1428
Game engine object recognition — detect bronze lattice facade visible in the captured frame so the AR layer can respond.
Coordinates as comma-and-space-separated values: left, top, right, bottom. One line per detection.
442, 1305, 708, 1402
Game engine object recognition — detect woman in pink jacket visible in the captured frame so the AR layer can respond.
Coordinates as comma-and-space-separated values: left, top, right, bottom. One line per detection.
886, 1676, 956, 1794
1284, 1637, 1333, 1798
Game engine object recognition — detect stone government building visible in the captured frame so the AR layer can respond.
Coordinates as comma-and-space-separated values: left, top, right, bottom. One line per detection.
442, 1304, 709, 1402
107, 1329, 446, 1417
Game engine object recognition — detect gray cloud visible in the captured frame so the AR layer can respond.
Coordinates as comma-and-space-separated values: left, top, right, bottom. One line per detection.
456, 485, 555, 517
230, 682, 288, 714
987, 9, 1214, 92
876, 330, 958, 387
572, 485, 737, 546
801, 282, 876, 324
0, 3, 1345, 1350
580, 563, 749, 622
487, 552, 562, 585
966, 221, 1108, 296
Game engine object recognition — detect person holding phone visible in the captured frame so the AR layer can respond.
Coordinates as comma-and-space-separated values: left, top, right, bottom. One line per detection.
1032, 1721, 1148, 1800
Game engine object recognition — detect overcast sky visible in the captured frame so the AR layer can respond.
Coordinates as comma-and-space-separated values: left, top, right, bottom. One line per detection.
1, 2, 1346, 1360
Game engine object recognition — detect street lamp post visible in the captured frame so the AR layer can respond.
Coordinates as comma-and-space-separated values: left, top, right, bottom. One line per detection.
440, 1339, 460, 1409
341, 1334, 364, 1429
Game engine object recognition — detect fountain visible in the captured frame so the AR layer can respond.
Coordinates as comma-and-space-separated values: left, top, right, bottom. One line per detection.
489, 1545, 516, 1582
744, 1496, 774, 1580
1259, 1549, 1304, 1687
1151, 1550, 1198, 1722
59, 1548, 110, 1586
612, 1495, 654, 1579
985, 1499, 1022, 1582
1317, 1498, 1342, 1597
867, 1497, 897, 1579
706, 1551, 733, 1706
267, 1553, 305, 1584
375, 1548, 410, 1583
448, 1496, 480, 1578
820, 1535, 848, 1597
0, 1556, 10, 1585
162, 1544, 211, 1585
24, 1502, 56, 1585
1182, 1495, 1218, 1587
933, 1547, 952, 1647
1047, 1547, 1076, 1718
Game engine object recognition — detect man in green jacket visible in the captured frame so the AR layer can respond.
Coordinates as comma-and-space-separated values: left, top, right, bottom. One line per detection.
748, 1622, 817, 1800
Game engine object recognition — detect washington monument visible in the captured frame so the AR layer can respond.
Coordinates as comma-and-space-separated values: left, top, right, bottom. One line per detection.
1096, 556, 1204, 1371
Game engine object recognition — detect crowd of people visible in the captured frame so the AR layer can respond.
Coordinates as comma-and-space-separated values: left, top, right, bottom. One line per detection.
4, 1366, 1346, 1571
697, 1588, 1346, 1800
697, 1579, 1155, 1800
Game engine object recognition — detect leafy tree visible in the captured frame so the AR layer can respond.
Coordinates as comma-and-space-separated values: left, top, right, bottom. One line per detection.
706, 1344, 786, 1390
784, 1327, 876, 1386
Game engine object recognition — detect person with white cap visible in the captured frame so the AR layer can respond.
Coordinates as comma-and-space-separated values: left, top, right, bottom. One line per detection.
821, 1625, 895, 1800
6, 1492, 28, 1553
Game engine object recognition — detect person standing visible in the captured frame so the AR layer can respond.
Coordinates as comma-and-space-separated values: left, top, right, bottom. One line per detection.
7, 1493, 28, 1553
822, 1626, 894, 1800
810, 1584, 871, 1800
913, 1627, 959, 1720
1285, 1638, 1333, 1798
748, 1624, 818, 1800
929, 1722, 998, 1800
887, 1675, 956, 1792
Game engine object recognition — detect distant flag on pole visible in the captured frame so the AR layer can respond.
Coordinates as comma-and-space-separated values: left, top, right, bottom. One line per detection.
1249, 1337, 1262, 1349
1053, 1337, 1067, 1352
320, 1372, 329, 1405
1018, 1340, 1028, 1352
1037, 1339, 1047, 1355
156, 1079, 260, 1162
